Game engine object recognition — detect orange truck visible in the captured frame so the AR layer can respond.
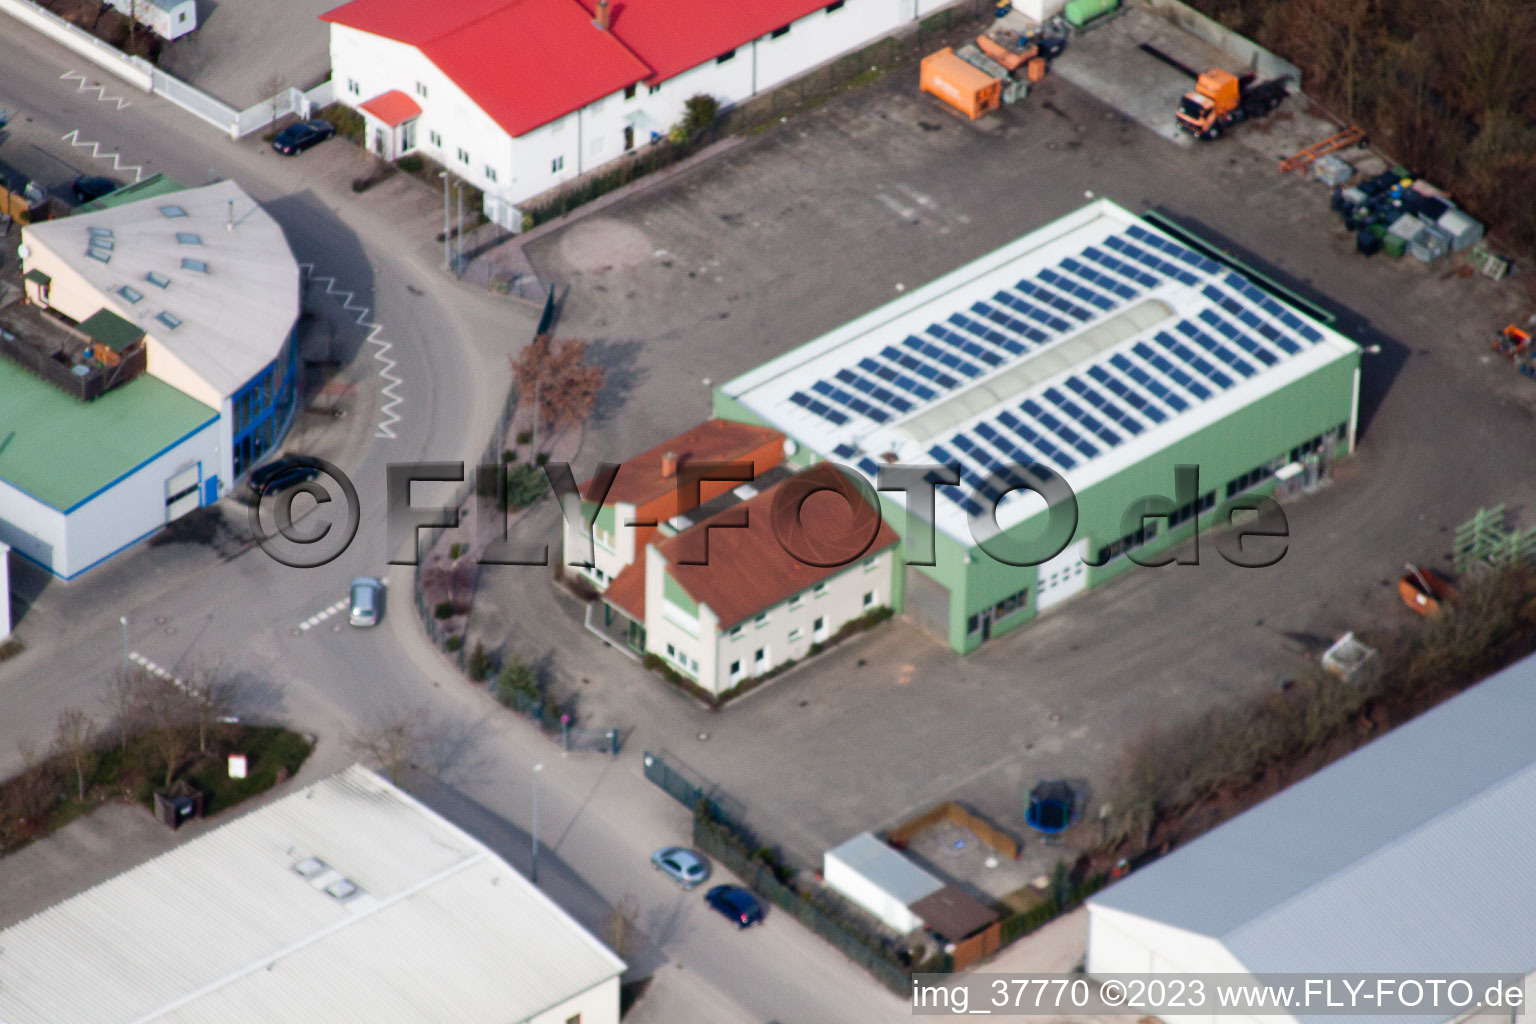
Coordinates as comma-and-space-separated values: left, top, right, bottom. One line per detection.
920, 47, 1003, 121
1174, 68, 1288, 140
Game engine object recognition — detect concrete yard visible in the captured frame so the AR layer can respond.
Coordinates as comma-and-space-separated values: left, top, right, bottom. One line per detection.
157, 0, 337, 108
474, 40, 1536, 871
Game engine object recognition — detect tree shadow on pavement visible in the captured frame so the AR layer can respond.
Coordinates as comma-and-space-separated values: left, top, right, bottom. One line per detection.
410, 774, 670, 977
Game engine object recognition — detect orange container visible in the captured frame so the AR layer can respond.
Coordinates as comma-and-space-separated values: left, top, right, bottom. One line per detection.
1026, 56, 1047, 82
920, 48, 1002, 121
975, 32, 1036, 71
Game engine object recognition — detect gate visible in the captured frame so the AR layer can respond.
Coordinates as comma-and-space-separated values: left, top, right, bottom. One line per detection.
642, 750, 746, 824
565, 726, 619, 755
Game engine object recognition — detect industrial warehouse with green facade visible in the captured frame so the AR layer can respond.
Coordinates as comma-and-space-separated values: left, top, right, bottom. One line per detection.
715, 199, 1361, 653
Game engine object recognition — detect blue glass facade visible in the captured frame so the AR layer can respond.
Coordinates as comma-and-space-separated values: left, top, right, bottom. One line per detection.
231, 327, 299, 480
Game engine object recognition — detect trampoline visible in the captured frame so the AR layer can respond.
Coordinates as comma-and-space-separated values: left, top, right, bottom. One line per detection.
1026, 780, 1078, 835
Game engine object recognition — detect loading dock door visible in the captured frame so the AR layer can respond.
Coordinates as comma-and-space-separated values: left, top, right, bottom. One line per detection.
1035, 539, 1088, 612
165, 464, 200, 522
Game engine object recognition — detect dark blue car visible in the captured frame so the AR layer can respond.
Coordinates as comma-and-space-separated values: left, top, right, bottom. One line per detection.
272, 119, 335, 156
704, 884, 763, 928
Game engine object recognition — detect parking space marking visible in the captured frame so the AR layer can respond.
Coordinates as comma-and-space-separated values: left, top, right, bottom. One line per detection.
299, 264, 403, 439
59, 70, 131, 110
129, 651, 186, 691
299, 599, 350, 631
59, 128, 145, 182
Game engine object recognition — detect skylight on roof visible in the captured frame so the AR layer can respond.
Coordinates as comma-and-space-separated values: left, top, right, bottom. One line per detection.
146, 271, 171, 289
117, 285, 144, 304
324, 878, 361, 901
293, 856, 327, 879
175, 232, 202, 245
86, 246, 112, 264
88, 226, 114, 239
155, 311, 182, 331
158, 204, 188, 218
180, 258, 208, 273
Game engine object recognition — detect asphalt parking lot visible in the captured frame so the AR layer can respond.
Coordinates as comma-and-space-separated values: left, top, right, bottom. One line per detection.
496, 62, 1535, 869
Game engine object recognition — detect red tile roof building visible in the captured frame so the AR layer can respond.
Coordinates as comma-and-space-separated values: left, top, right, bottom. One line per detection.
321, 0, 954, 223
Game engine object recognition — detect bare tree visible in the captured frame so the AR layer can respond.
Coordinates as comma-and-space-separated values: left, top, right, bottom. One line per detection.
139, 676, 198, 788
101, 665, 151, 754
510, 336, 606, 436
262, 73, 289, 132
183, 657, 239, 754
53, 708, 96, 802
348, 706, 432, 787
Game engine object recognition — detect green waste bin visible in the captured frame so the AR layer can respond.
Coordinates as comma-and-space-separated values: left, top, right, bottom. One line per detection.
1063, 0, 1119, 27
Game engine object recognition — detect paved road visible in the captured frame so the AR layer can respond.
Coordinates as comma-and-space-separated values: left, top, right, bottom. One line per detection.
0, 30, 915, 1024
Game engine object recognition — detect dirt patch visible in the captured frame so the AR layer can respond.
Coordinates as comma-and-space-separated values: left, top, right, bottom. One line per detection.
41, 0, 162, 61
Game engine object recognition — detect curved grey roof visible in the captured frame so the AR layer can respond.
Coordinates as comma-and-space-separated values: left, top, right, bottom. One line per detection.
25, 180, 299, 400
1090, 653, 1536, 977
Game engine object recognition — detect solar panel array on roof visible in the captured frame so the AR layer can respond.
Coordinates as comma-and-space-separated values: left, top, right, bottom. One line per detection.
793, 221, 1332, 516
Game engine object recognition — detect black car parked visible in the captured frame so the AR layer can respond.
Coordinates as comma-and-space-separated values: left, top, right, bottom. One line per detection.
271, 119, 336, 156
247, 455, 324, 494
71, 175, 121, 204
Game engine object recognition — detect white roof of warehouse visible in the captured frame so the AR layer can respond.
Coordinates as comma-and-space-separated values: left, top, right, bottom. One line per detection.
723, 199, 1359, 545
0, 765, 624, 1024
24, 179, 299, 400
1090, 653, 1536, 1001
825, 832, 944, 906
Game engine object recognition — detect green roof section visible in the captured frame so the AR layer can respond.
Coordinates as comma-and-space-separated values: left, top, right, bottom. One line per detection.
0, 359, 216, 511
73, 173, 186, 214
22, 269, 51, 285
79, 308, 145, 352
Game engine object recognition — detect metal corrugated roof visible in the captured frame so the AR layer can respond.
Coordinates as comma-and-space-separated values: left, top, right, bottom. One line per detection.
825, 832, 944, 907
0, 766, 624, 1024
1090, 653, 1536, 986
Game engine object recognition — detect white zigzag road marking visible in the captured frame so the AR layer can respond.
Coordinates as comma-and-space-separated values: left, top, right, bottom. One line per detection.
300, 263, 403, 439
59, 128, 145, 182
59, 70, 131, 110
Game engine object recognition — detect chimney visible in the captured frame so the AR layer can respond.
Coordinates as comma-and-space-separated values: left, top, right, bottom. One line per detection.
661, 450, 678, 478
594, 0, 610, 30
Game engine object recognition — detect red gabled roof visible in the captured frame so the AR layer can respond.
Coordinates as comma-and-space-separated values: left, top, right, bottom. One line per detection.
589, 419, 783, 508
323, 0, 652, 136
603, 556, 647, 621
656, 463, 899, 629
359, 89, 422, 126
320, 0, 512, 45
322, 0, 836, 136
569, 0, 829, 83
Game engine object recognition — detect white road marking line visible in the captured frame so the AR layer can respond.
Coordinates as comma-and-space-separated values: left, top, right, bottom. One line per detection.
299, 263, 403, 439
128, 651, 186, 691
59, 70, 131, 109
298, 599, 349, 631
59, 128, 145, 182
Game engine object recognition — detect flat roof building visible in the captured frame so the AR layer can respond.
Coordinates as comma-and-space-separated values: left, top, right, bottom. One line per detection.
1, 179, 301, 578
0, 765, 625, 1024
718, 199, 1361, 651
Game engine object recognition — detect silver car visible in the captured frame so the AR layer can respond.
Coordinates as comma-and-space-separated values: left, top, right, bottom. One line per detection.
651, 846, 709, 889
349, 577, 383, 627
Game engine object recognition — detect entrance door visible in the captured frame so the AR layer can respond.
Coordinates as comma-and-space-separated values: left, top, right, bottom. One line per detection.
1034, 538, 1089, 612
373, 127, 387, 157
165, 464, 200, 522
623, 125, 635, 151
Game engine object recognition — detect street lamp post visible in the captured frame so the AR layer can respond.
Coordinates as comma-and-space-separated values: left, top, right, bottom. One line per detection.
531, 762, 544, 883
119, 615, 129, 669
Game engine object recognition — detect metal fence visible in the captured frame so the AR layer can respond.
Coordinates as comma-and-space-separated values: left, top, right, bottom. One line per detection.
641, 749, 746, 824
692, 808, 939, 996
